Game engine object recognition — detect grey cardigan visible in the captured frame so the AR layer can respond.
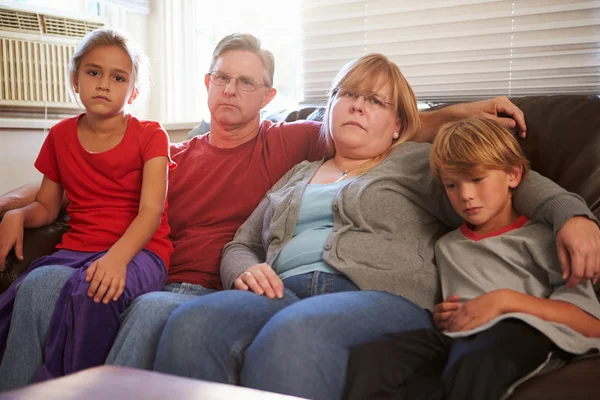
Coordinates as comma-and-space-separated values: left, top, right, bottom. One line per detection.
221, 142, 596, 311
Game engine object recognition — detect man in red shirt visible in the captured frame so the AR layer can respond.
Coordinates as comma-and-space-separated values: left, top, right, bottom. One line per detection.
1, 33, 595, 390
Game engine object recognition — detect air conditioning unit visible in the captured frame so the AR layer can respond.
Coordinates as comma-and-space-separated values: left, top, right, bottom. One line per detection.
0, 5, 103, 116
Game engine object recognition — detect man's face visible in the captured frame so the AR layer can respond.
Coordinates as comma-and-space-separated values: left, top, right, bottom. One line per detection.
205, 50, 276, 129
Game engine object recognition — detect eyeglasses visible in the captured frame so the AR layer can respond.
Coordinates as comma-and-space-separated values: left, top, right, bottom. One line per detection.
335, 89, 395, 111
208, 72, 268, 92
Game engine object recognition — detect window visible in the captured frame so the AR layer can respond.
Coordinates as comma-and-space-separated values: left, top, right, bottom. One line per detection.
301, 0, 600, 105
2, 0, 99, 16
4, 0, 148, 16
150, 0, 302, 124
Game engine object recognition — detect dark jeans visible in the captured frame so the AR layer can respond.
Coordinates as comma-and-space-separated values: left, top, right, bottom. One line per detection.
343, 319, 555, 400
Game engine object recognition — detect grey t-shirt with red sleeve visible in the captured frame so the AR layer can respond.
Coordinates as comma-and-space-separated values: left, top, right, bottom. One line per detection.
437, 216, 600, 355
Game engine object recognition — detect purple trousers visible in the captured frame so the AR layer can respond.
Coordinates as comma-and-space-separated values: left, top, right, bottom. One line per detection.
0, 249, 166, 380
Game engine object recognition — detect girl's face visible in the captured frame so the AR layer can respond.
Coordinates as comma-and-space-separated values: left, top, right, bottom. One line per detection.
328, 75, 401, 160
73, 45, 137, 118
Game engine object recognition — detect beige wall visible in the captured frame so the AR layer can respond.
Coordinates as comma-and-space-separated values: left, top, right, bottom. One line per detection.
0, 128, 45, 195
0, 127, 188, 195
166, 128, 189, 144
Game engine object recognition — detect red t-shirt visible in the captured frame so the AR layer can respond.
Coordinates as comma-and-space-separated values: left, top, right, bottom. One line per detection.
34, 114, 176, 268
168, 119, 326, 289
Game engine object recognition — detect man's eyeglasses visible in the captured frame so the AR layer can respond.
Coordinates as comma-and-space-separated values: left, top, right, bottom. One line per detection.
208, 72, 268, 92
335, 89, 395, 111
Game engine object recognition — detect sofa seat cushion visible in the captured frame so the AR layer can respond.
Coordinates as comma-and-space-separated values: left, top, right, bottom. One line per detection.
510, 356, 600, 400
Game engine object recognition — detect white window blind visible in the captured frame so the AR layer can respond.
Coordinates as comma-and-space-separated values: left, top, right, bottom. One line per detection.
301, 0, 600, 104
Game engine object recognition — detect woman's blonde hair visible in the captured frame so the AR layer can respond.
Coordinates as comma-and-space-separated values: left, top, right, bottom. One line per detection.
430, 117, 530, 181
320, 53, 420, 174
68, 27, 150, 101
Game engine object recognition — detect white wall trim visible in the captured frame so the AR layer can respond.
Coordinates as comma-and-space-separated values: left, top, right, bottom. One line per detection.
0, 118, 59, 129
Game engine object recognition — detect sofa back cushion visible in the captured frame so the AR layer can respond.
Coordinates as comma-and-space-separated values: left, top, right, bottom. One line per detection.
512, 96, 600, 220
513, 96, 600, 298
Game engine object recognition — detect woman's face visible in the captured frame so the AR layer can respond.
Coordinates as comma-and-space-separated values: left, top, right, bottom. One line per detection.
329, 75, 401, 160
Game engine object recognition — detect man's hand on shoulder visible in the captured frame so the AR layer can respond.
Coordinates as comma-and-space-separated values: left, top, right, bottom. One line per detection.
417, 96, 526, 143
449, 96, 527, 138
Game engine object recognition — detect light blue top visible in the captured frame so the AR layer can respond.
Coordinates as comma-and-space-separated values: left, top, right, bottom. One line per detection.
273, 180, 347, 280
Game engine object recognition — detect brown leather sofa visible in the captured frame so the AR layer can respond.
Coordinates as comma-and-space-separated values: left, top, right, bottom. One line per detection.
1, 95, 599, 399
274, 95, 600, 400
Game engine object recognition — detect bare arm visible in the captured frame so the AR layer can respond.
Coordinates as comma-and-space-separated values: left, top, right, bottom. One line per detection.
86, 156, 169, 304
104, 156, 167, 266
447, 288, 600, 337
415, 96, 527, 143
20, 177, 64, 227
0, 183, 40, 217
0, 177, 63, 268
501, 289, 600, 337
0, 182, 69, 218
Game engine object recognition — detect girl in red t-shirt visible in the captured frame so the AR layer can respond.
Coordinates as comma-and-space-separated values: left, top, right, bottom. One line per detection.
0, 27, 175, 380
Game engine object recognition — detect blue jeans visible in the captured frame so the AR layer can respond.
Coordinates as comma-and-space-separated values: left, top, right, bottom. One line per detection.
154, 272, 432, 400
280, 271, 359, 299
0, 269, 212, 392
0, 266, 72, 391
105, 282, 215, 369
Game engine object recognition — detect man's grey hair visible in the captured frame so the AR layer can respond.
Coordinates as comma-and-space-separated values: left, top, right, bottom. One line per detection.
209, 33, 275, 87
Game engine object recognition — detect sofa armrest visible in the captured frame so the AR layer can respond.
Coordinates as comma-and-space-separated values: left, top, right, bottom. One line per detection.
510, 356, 600, 400
0, 213, 69, 294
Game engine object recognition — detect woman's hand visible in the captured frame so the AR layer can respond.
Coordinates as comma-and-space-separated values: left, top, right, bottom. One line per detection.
0, 210, 25, 270
234, 263, 284, 299
433, 295, 462, 331
447, 290, 508, 332
85, 254, 128, 304
451, 96, 527, 137
556, 216, 600, 287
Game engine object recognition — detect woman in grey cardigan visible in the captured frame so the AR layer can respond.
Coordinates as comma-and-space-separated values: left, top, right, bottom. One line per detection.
153, 54, 597, 400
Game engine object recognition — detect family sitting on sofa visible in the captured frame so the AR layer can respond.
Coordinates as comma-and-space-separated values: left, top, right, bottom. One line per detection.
0, 29, 599, 400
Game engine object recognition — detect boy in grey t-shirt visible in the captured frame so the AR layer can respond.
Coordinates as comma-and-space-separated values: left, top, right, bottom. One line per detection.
343, 118, 600, 400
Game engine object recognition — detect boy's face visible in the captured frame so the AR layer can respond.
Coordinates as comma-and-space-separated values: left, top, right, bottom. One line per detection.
441, 167, 522, 234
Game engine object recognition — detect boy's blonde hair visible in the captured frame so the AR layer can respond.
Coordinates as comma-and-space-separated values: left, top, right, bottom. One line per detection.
320, 53, 421, 174
68, 27, 150, 100
209, 33, 275, 88
430, 117, 530, 182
